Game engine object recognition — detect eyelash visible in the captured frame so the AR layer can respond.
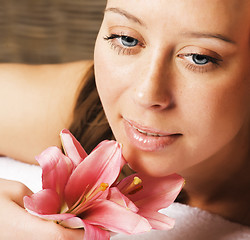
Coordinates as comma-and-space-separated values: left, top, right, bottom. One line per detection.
103, 34, 222, 73
177, 53, 221, 73
104, 34, 144, 55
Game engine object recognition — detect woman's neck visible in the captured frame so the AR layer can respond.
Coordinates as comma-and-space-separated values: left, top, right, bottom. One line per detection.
180, 127, 250, 226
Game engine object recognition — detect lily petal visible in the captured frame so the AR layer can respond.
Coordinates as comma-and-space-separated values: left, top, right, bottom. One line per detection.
108, 187, 138, 213
23, 189, 60, 215
91, 140, 126, 170
61, 217, 110, 240
25, 209, 75, 222
83, 220, 110, 240
117, 173, 184, 211
36, 146, 74, 201
60, 216, 85, 228
60, 129, 88, 167
138, 208, 175, 230
65, 141, 124, 208
84, 200, 151, 234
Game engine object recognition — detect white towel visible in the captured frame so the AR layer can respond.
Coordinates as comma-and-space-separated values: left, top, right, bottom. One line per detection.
112, 203, 250, 240
1, 157, 250, 239
0, 156, 42, 193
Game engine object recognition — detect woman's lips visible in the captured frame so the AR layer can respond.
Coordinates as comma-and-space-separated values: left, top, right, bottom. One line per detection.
123, 118, 182, 152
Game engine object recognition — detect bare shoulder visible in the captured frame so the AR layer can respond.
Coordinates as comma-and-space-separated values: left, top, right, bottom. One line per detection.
0, 60, 93, 164
0, 60, 92, 83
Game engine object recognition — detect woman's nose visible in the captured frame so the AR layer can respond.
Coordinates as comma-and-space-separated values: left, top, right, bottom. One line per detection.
133, 59, 174, 111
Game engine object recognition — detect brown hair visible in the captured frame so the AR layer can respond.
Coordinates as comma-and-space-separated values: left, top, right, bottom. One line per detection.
68, 62, 135, 178
68, 62, 114, 154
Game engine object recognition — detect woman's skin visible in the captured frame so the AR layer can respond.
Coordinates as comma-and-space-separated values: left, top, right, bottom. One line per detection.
0, 62, 89, 239
0, 179, 85, 239
0, 60, 91, 164
94, 0, 250, 224
0, 0, 249, 239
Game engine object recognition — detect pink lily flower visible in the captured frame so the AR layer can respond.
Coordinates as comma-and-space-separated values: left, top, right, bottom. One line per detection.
110, 172, 185, 231
23, 129, 151, 240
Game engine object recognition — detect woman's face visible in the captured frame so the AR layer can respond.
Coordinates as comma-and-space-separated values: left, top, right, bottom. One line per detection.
94, 0, 250, 177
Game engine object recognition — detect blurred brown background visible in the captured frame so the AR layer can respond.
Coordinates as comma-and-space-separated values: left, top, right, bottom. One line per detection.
0, 0, 106, 64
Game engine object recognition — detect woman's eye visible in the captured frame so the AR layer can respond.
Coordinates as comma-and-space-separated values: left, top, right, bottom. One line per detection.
104, 34, 143, 55
120, 36, 138, 47
185, 54, 217, 65
178, 53, 221, 73
191, 54, 209, 65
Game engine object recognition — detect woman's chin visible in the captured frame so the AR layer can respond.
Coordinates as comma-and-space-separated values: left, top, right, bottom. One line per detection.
121, 141, 178, 177
124, 155, 175, 177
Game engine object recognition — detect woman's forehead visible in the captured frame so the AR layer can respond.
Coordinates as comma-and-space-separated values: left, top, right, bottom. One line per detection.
105, 0, 249, 43
106, 0, 249, 21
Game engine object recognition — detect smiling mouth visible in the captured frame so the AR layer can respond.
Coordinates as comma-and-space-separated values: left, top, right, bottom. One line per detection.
131, 125, 168, 137
123, 118, 181, 151
126, 118, 178, 137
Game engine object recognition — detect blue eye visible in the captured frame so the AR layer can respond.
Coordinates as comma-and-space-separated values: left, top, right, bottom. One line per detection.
192, 54, 210, 65
104, 33, 145, 55
104, 34, 139, 47
177, 53, 222, 73
181, 53, 219, 66
120, 36, 138, 47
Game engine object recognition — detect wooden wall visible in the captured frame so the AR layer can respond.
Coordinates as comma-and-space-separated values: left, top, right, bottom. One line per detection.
0, 0, 106, 63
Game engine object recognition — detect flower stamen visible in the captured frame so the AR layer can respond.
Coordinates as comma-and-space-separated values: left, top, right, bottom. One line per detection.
69, 183, 109, 215
128, 185, 143, 195
122, 177, 143, 195
85, 183, 109, 200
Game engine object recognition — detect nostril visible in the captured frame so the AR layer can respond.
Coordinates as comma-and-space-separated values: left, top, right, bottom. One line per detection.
134, 90, 175, 110
151, 100, 175, 110
132, 67, 174, 110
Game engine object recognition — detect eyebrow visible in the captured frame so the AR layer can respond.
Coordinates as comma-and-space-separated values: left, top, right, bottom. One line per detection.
181, 32, 236, 44
105, 7, 146, 27
105, 8, 236, 45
